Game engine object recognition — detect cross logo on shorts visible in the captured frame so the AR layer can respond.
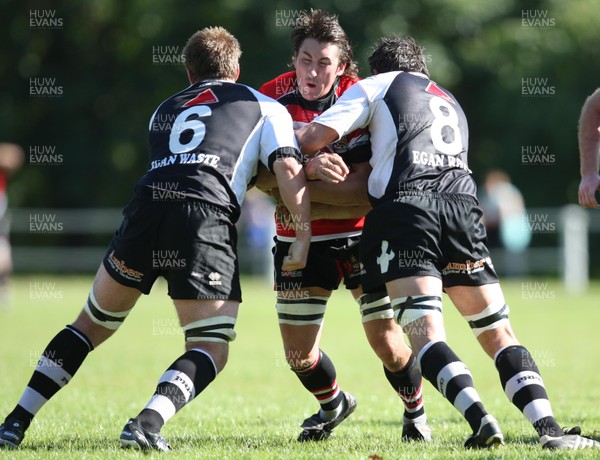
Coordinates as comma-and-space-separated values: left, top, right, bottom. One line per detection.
376, 240, 395, 274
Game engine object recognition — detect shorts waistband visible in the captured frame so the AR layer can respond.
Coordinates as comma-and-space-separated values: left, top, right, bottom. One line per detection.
136, 186, 232, 215
395, 191, 477, 203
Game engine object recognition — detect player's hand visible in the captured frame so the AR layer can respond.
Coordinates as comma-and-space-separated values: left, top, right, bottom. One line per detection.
578, 175, 600, 209
304, 153, 350, 183
282, 238, 310, 272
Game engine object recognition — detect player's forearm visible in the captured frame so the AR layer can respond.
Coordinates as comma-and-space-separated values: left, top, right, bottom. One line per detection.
296, 123, 339, 157
578, 89, 600, 178
308, 175, 370, 206
273, 157, 311, 240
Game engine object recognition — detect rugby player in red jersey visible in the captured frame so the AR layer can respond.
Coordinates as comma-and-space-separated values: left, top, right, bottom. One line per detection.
256, 10, 430, 442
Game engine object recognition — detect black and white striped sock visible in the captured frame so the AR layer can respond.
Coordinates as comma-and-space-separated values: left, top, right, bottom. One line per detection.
495, 345, 563, 437
136, 349, 217, 432
419, 341, 487, 433
5, 325, 93, 429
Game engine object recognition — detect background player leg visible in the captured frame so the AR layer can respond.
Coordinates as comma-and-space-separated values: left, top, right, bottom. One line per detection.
277, 287, 355, 441
0, 264, 141, 449
447, 283, 600, 450
120, 299, 239, 451
356, 288, 431, 441
387, 275, 503, 449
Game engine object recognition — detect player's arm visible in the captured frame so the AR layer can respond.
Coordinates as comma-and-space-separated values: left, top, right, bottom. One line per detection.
259, 103, 311, 270
296, 81, 371, 156
272, 155, 311, 271
296, 123, 339, 157
578, 88, 600, 208
306, 159, 371, 206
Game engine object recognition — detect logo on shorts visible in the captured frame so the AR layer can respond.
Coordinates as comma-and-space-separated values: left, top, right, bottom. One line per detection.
442, 257, 493, 275
106, 251, 144, 282
208, 272, 222, 286
377, 240, 395, 274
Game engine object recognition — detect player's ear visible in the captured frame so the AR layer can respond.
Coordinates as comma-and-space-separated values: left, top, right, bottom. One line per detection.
186, 67, 196, 84
233, 64, 240, 82
336, 63, 346, 77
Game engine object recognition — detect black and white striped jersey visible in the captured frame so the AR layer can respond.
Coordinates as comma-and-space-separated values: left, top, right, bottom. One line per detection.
139, 79, 301, 220
312, 71, 477, 207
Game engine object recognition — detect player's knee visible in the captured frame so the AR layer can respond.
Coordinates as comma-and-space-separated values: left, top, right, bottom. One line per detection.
276, 296, 328, 326
183, 315, 237, 344
393, 295, 444, 340
356, 291, 393, 323
82, 287, 132, 333
462, 302, 511, 338
371, 339, 402, 368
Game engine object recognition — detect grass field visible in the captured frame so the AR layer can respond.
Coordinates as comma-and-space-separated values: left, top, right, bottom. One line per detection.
0, 275, 599, 459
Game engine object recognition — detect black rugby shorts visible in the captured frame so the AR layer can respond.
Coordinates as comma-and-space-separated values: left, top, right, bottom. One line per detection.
103, 188, 241, 300
272, 236, 363, 292
360, 192, 498, 292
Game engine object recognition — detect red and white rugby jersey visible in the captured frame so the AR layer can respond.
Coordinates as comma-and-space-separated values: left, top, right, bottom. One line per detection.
260, 71, 371, 242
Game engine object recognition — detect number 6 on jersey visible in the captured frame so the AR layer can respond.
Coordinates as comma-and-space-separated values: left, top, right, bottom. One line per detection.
169, 106, 212, 154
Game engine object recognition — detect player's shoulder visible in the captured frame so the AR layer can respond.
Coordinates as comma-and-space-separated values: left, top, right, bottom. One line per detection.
239, 83, 293, 120
259, 70, 297, 100
336, 74, 361, 96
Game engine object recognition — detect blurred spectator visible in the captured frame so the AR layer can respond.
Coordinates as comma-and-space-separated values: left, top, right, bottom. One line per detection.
578, 88, 600, 209
236, 188, 276, 277
0, 143, 24, 309
479, 170, 530, 276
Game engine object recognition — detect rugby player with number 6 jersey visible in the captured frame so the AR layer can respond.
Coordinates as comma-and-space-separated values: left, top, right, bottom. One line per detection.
0, 27, 311, 451
297, 35, 600, 450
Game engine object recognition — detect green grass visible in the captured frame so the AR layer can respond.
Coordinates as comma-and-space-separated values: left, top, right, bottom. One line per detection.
1, 275, 599, 459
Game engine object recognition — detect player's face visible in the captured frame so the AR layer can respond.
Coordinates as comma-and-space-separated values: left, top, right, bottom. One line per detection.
294, 38, 346, 101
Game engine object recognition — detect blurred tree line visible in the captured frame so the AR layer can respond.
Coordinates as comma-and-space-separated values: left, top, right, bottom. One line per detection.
0, 0, 598, 210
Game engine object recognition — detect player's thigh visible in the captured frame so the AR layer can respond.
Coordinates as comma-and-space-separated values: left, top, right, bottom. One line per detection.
92, 263, 143, 311
445, 283, 517, 357
72, 264, 143, 347
385, 276, 445, 354
445, 282, 505, 316
277, 285, 331, 360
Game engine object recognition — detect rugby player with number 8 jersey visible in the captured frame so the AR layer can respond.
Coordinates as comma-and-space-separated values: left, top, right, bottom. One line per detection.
297, 35, 600, 450
0, 27, 311, 451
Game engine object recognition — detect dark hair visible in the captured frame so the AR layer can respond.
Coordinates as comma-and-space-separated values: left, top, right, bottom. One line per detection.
183, 27, 241, 82
368, 35, 429, 77
290, 9, 358, 78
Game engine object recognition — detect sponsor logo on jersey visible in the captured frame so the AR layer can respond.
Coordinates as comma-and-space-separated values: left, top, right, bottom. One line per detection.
149, 152, 220, 171
412, 150, 472, 173
106, 251, 144, 282
442, 257, 493, 276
